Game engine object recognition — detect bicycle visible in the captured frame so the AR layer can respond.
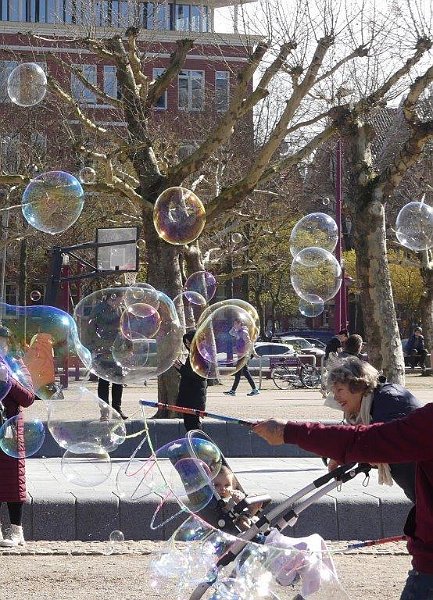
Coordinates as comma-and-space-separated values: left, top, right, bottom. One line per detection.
270, 355, 321, 390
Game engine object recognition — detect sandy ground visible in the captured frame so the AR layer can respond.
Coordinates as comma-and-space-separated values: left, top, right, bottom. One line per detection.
0, 541, 411, 600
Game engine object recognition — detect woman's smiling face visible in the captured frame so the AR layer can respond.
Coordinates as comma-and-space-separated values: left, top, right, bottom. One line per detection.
332, 382, 364, 416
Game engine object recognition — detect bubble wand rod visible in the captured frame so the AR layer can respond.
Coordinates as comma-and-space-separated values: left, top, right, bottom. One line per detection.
139, 400, 254, 426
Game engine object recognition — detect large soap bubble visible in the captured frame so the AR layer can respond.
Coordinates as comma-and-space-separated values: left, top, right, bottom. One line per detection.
0, 302, 91, 401
298, 295, 325, 318
0, 359, 12, 402
197, 299, 260, 341
22, 171, 85, 234
0, 415, 45, 458
395, 200, 433, 252
290, 212, 338, 257
74, 286, 183, 383
7, 62, 47, 107
153, 186, 206, 245
184, 271, 217, 302
190, 304, 257, 379
291, 247, 342, 303
61, 442, 112, 487
47, 387, 126, 452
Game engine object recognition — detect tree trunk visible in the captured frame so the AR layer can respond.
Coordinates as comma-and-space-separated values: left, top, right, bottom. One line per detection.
419, 261, 433, 359
351, 199, 405, 383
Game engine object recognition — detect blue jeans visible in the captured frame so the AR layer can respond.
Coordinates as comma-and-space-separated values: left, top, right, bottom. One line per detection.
401, 570, 433, 599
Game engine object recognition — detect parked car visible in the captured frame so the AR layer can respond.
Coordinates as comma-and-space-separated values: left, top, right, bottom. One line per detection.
303, 337, 327, 350
277, 336, 325, 360
249, 342, 295, 369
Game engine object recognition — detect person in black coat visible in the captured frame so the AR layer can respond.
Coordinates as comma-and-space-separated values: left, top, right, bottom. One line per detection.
406, 327, 429, 371
174, 330, 207, 432
324, 329, 349, 361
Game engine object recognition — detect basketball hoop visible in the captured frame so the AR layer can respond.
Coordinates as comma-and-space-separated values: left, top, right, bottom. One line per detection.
122, 272, 138, 286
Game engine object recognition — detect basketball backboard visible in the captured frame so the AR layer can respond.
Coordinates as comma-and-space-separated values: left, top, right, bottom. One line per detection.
96, 227, 139, 273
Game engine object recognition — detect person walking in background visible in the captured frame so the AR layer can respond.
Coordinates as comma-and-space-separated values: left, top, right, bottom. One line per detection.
406, 327, 428, 372
224, 318, 259, 397
0, 326, 35, 547
174, 330, 207, 431
340, 333, 364, 359
324, 329, 348, 362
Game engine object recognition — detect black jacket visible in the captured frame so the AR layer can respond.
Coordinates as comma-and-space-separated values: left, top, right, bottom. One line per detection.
176, 357, 207, 410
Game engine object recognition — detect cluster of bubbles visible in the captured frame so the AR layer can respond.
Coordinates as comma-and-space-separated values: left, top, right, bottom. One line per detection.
289, 213, 341, 318
153, 186, 206, 245
395, 198, 433, 252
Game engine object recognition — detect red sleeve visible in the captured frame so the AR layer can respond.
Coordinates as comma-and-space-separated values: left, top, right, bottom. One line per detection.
8, 377, 35, 408
284, 403, 433, 464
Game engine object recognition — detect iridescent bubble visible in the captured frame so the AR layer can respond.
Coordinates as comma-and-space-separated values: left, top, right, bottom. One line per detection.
0, 301, 91, 402
290, 212, 338, 257
120, 303, 162, 340
22, 171, 84, 234
29, 290, 42, 302
197, 299, 260, 341
290, 247, 342, 303
47, 387, 126, 452
190, 305, 257, 379
124, 283, 159, 308
396, 201, 433, 252
153, 186, 206, 245
298, 295, 325, 318
0, 415, 45, 458
78, 166, 96, 184
173, 291, 207, 330
61, 442, 112, 487
74, 287, 183, 383
7, 62, 47, 107
0, 358, 12, 402
184, 271, 217, 302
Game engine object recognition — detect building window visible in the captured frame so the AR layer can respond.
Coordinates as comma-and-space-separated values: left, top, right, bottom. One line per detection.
103, 65, 118, 101
152, 68, 167, 110
175, 4, 189, 31
0, 134, 21, 172
147, 2, 169, 30
0, 60, 18, 103
71, 64, 97, 104
178, 70, 204, 111
215, 71, 229, 112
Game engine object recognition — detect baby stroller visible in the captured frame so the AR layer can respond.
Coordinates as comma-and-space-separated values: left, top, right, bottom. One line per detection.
150, 429, 371, 600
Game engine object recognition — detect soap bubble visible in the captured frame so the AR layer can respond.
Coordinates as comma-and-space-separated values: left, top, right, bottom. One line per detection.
0, 415, 45, 458
0, 358, 12, 402
124, 282, 159, 308
153, 186, 206, 245
290, 213, 338, 257
78, 166, 96, 184
47, 387, 126, 452
298, 295, 325, 318
7, 62, 47, 107
29, 290, 42, 302
231, 232, 243, 244
0, 301, 91, 401
190, 304, 257, 379
184, 271, 217, 302
22, 171, 84, 234
120, 303, 162, 340
291, 247, 342, 303
74, 287, 183, 383
109, 530, 124, 543
395, 201, 433, 252
61, 442, 112, 487
197, 299, 260, 341
173, 291, 207, 330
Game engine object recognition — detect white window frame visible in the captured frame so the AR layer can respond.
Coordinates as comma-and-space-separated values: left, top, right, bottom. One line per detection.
71, 64, 97, 104
152, 67, 167, 110
215, 70, 229, 112
178, 70, 204, 111
103, 65, 118, 102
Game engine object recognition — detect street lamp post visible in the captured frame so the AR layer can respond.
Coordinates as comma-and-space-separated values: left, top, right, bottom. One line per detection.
334, 139, 348, 332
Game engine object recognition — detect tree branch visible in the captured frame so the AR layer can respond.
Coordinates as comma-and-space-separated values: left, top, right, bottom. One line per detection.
402, 63, 433, 126
146, 39, 194, 108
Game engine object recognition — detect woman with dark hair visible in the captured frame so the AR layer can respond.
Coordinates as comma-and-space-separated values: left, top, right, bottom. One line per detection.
174, 330, 208, 431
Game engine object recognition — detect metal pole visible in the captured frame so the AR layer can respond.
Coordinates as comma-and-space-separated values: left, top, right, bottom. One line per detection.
335, 139, 347, 332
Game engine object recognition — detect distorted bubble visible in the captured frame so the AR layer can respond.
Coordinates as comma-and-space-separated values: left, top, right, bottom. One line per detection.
290, 212, 338, 257
22, 171, 84, 234
184, 271, 217, 302
29, 289, 42, 302
173, 291, 207, 331
47, 387, 126, 452
0, 415, 45, 458
190, 304, 257, 379
197, 299, 260, 341
290, 247, 342, 303
7, 62, 47, 107
74, 287, 183, 383
120, 303, 161, 340
153, 186, 206, 245
61, 442, 112, 487
78, 166, 96, 184
395, 200, 433, 252
298, 295, 325, 318
0, 302, 90, 402
231, 232, 243, 244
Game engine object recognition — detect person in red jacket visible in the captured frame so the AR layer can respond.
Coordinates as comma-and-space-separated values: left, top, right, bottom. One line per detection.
253, 405, 433, 600
0, 326, 35, 547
